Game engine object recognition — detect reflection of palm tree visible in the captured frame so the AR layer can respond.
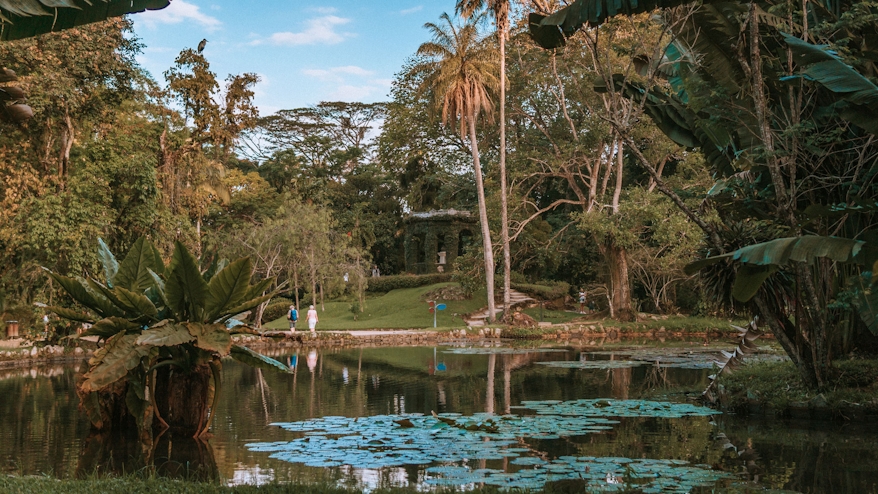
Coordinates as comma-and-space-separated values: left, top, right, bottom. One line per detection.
486, 353, 496, 414
412, 13, 499, 321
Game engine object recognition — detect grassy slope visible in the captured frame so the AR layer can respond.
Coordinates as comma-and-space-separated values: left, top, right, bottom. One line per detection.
263, 283, 488, 331
262, 282, 742, 333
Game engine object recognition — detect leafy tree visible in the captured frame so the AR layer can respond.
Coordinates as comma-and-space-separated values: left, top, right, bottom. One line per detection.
411, 13, 500, 321
529, 0, 878, 388
161, 48, 260, 253
378, 57, 477, 215
0, 20, 172, 310
505, 14, 684, 320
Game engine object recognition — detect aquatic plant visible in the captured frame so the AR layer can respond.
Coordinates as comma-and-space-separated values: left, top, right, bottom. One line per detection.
248, 399, 724, 491
44, 237, 289, 438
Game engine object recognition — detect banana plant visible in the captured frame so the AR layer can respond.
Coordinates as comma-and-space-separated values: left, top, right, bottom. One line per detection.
0, 0, 170, 42
44, 237, 289, 438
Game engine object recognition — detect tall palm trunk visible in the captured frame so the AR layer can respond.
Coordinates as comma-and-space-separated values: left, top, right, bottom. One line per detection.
499, 29, 511, 322
469, 107, 497, 322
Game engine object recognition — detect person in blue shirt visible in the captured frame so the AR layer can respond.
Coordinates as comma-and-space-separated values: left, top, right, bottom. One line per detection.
287, 305, 298, 333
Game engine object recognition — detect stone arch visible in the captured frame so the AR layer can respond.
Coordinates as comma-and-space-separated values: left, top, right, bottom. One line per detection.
403, 210, 477, 274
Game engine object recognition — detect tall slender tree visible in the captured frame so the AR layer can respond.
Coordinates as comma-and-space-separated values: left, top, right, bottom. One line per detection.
411, 13, 500, 321
456, 0, 512, 321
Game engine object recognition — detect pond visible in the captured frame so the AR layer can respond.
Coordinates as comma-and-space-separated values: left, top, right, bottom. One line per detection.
1, 342, 877, 492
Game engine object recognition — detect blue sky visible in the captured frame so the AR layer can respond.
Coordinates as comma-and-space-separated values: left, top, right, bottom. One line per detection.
132, 1, 457, 116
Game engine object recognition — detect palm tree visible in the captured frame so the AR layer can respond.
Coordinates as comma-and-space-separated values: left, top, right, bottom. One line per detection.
411, 13, 500, 322
456, 0, 511, 322
454, 1, 553, 321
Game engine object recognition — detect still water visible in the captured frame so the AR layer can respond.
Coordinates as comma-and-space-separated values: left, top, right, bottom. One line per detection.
1, 343, 877, 492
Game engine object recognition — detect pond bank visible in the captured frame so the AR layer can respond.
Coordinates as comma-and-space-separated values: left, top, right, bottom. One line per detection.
0, 322, 744, 369
714, 359, 878, 421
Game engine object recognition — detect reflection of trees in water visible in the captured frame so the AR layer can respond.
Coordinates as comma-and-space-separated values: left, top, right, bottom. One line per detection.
715, 417, 878, 493
6, 347, 878, 493
0, 366, 86, 477
75, 431, 219, 482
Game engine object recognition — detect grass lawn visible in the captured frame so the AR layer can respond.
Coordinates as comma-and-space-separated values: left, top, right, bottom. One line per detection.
263, 283, 489, 331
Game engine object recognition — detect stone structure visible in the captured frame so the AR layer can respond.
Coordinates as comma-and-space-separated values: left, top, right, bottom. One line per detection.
403, 209, 477, 274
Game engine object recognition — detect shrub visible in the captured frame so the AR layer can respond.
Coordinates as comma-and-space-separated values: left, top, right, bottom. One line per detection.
512, 281, 570, 301
366, 273, 452, 293
262, 299, 293, 324
503, 326, 550, 339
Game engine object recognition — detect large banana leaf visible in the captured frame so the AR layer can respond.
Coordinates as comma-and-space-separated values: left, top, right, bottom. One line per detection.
185, 322, 231, 356
783, 33, 878, 108
44, 305, 94, 323
165, 240, 209, 321
136, 322, 194, 347
205, 257, 252, 322
528, 0, 691, 48
112, 286, 158, 320
82, 333, 149, 392
686, 236, 868, 302
97, 238, 119, 287
81, 317, 140, 339
113, 237, 164, 292
0, 0, 170, 41
222, 292, 275, 322
243, 277, 273, 302
44, 270, 101, 314
86, 279, 133, 318
230, 345, 290, 373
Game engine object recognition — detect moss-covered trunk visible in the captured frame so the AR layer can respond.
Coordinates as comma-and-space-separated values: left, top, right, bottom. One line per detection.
154, 363, 212, 435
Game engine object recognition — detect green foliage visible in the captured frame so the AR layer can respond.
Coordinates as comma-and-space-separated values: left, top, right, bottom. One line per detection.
511, 281, 570, 300
717, 359, 878, 413
261, 299, 292, 324
366, 273, 453, 293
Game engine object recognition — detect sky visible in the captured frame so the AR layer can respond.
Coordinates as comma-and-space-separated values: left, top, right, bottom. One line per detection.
132, 0, 458, 116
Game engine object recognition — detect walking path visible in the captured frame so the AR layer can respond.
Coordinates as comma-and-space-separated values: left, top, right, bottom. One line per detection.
464, 289, 534, 326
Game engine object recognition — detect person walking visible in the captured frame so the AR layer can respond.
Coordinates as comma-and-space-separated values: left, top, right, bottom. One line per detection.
287, 305, 298, 333
306, 305, 318, 335
578, 289, 587, 314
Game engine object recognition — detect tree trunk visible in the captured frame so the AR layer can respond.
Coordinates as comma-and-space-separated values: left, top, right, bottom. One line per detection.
154, 363, 212, 436
601, 240, 634, 321
499, 28, 511, 323
293, 270, 300, 308
468, 108, 496, 323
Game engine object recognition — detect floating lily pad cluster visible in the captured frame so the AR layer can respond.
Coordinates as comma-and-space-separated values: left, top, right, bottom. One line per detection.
442, 347, 567, 355
512, 399, 720, 418
247, 400, 724, 491
425, 456, 732, 492
538, 351, 721, 370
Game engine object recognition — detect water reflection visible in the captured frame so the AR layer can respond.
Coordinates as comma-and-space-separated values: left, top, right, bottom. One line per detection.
0, 345, 877, 493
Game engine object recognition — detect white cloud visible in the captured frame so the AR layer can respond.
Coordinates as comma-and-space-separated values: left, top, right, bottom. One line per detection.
372, 78, 394, 88
138, 0, 222, 31
303, 65, 374, 81
255, 15, 353, 46
329, 84, 378, 102
400, 6, 423, 15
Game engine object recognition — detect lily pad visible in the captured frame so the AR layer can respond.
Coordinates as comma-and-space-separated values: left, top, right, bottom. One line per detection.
442, 347, 567, 355
537, 360, 644, 369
